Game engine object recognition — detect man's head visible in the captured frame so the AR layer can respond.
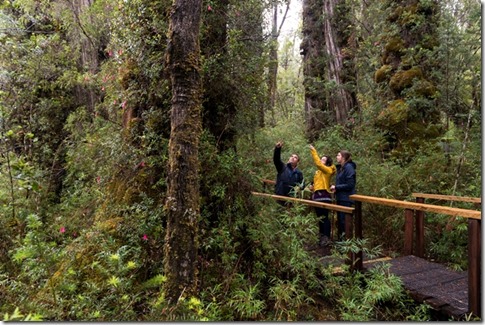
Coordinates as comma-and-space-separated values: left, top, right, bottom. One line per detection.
287, 153, 300, 167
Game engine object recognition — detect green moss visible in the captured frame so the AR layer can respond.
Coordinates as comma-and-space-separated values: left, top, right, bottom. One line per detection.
387, 6, 403, 23
377, 99, 409, 126
389, 67, 423, 93
414, 80, 437, 97
375, 65, 393, 83
384, 37, 405, 53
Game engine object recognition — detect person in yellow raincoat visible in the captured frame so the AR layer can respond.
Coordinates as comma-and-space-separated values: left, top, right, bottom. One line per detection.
309, 145, 336, 246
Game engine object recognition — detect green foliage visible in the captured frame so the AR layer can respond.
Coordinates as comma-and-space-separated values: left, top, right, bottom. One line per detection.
0, 0, 480, 321
3, 307, 43, 321
227, 275, 265, 320
323, 255, 431, 321
268, 276, 314, 321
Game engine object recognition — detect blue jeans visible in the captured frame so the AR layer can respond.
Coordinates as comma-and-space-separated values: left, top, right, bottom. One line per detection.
336, 200, 353, 240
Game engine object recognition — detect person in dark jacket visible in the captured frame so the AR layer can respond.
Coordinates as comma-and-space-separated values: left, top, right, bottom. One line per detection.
273, 141, 304, 206
330, 150, 356, 240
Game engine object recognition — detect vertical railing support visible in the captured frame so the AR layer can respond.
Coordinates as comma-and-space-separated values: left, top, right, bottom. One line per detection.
468, 218, 481, 318
415, 197, 425, 257
354, 201, 363, 271
404, 209, 414, 255
345, 212, 354, 269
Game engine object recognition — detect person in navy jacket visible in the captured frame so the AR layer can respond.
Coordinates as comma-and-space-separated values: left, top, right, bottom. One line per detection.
273, 141, 304, 206
330, 150, 356, 240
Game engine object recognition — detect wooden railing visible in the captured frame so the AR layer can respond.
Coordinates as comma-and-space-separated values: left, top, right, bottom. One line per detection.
411, 193, 481, 317
251, 191, 357, 266
253, 181, 482, 317
349, 194, 482, 318
412, 192, 481, 205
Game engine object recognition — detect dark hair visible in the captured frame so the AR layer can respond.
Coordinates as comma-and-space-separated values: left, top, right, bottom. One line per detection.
339, 150, 352, 164
323, 155, 333, 167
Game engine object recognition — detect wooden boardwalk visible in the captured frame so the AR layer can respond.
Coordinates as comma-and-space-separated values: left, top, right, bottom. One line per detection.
253, 189, 481, 319
368, 255, 469, 320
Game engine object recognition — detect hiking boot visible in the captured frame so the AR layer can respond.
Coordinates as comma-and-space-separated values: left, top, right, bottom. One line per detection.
319, 236, 332, 247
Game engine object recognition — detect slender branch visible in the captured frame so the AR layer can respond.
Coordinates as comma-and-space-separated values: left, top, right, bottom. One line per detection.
277, 1, 291, 38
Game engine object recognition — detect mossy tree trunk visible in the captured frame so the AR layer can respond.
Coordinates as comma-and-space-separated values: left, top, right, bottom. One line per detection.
374, 0, 442, 157
164, 0, 203, 302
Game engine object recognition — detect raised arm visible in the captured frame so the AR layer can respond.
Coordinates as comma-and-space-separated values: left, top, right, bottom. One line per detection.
309, 145, 336, 175
273, 142, 285, 173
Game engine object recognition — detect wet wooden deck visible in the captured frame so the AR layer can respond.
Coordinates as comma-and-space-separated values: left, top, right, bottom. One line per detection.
313, 247, 471, 319
367, 255, 469, 320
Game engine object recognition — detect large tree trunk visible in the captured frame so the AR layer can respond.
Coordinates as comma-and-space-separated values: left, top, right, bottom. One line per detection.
301, 0, 357, 141
301, 0, 327, 141
201, 0, 236, 151
164, 0, 203, 302
374, 0, 441, 157
322, 0, 355, 125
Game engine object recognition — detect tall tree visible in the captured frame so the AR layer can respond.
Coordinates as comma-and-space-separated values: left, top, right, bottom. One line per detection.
374, 0, 442, 158
301, 0, 357, 141
164, 0, 203, 302
267, 0, 290, 127
201, 0, 235, 150
300, 0, 327, 141
322, 0, 357, 126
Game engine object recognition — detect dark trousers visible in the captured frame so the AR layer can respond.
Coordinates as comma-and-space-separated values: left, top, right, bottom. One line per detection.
336, 200, 353, 240
315, 207, 331, 238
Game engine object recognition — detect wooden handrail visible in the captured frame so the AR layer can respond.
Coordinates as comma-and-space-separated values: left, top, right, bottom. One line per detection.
262, 179, 276, 185
412, 193, 481, 204
251, 192, 354, 214
350, 193, 481, 317
350, 194, 481, 220
252, 191, 359, 271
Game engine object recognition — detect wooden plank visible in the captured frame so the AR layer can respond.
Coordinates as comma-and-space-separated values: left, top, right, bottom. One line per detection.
262, 178, 276, 185
251, 192, 354, 213
388, 256, 469, 318
349, 194, 481, 219
412, 193, 481, 204
423, 297, 450, 310
332, 257, 392, 274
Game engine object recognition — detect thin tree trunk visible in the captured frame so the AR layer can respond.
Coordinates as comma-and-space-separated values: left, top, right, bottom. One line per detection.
164, 0, 203, 302
267, 1, 290, 126
267, 4, 278, 126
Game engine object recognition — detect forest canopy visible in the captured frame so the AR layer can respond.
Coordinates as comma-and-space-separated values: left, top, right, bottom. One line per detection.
0, 0, 481, 321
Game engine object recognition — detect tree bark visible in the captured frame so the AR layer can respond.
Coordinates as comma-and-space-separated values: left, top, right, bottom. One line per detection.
301, 0, 327, 141
164, 0, 203, 302
201, 0, 236, 151
322, 0, 355, 125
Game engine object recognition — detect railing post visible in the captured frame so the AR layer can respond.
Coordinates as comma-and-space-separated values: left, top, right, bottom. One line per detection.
404, 209, 414, 255
345, 212, 354, 269
468, 218, 481, 318
415, 197, 425, 258
354, 201, 363, 271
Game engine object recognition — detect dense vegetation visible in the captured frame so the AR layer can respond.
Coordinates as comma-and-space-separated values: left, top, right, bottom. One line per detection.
0, 0, 481, 321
